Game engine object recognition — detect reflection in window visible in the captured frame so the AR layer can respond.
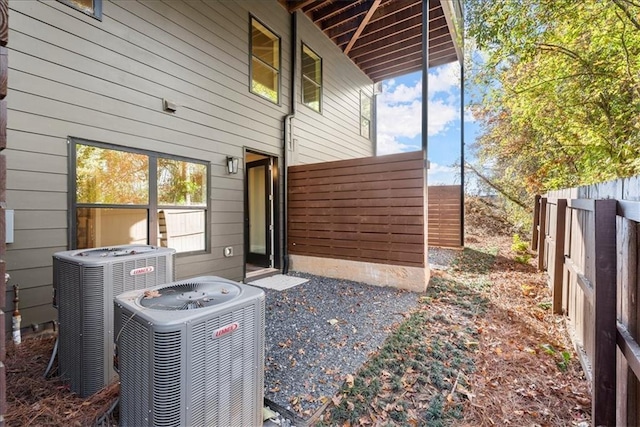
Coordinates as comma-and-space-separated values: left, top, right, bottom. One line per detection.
73, 141, 209, 254
58, 0, 101, 18
76, 144, 148, 204
302, 44, 322, 112
360, 91, 372, 139
157, 159, 207, 206
251, 17, 280, 103
158, 209, 206, 252
76, 208, 147, 249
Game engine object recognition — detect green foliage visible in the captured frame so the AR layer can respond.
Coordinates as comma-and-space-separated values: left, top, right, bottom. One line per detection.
558, 351, 572, 372
512, 235, 532, 264
76, 144, 149, 204
514, 254, 532, 264
538, 301, 552, 310
540, 343, 572, 372
511, 234, 529, 253
466, 0, 640, 196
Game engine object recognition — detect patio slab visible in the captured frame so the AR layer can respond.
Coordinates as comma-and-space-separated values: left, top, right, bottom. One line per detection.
263, 272, 423, 422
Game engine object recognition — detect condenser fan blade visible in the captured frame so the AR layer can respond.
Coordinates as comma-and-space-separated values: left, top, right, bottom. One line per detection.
140, 280, 241, 310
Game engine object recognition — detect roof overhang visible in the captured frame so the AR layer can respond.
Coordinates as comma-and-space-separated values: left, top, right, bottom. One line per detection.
280, 0, 463, 82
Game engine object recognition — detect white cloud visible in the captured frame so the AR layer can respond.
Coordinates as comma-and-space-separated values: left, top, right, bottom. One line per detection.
379, 62, 460, 104
382, 82, 422, 104
427, 62, 460, 95
464, 105, 476, 123
376, 133, 416, 155
427, 162, 460, 185
377, 99, 422, 140
426, 99, 459, 136
376, 62, 462, 156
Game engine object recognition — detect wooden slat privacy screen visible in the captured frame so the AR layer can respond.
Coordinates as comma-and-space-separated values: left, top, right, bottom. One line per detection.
288, 151, 425, 267
428, 185, 462, 248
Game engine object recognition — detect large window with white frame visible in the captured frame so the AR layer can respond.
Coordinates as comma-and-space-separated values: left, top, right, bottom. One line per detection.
302, 43, 322, 112
71, 139, 209, 254
360, 91, 372, 139
250, 17, 281, 104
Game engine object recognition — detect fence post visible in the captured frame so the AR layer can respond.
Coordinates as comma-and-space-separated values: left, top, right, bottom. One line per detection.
592, 199, 617, 426
551, 199, 566, 314
537, 197, 548, 271
532, 194, 541, 250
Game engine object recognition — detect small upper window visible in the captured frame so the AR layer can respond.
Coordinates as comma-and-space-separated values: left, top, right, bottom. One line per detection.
360, 91, 372, 139
58, 0, 102, 19
302, 44, 322, 112
250, 17, 280, 104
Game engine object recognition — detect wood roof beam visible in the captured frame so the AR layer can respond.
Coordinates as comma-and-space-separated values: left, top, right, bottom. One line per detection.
348, 22, 451, 61
367, 48, 458, 82
333, 7, 445, 51
283, 0, 318, 12
359, 40, 456, 71
344, 0, 381, 55
311, 2, 365, 25
355, 33, 457, 68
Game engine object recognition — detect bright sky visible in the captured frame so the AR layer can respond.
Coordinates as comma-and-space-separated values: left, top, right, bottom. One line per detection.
376, 61, 478, 185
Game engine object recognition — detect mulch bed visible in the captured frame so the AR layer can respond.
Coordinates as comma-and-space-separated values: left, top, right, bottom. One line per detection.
460, 231, 591, 426
5, 334, 118, 427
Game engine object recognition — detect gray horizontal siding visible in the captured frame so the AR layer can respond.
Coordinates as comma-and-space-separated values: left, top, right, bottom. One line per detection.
292, 12, 374, 164
5, 0, 374, 329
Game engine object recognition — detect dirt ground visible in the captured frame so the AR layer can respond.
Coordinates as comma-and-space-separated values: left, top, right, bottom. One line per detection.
4, 198, 592, 426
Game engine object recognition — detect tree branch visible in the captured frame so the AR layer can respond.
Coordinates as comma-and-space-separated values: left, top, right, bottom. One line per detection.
512, 72, 614, 95
464, 162, 528, 209
536, 43, 588, 67
612, 0, 640, 31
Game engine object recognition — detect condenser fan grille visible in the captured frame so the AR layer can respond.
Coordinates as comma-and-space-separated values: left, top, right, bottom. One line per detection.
140, 281, 241, 310
75, 245, 158, 258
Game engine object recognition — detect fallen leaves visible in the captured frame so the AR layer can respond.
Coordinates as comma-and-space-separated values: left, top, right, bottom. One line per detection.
143, 289, 161, 298
460, 232, 592, 426
345, 374, 355, 388
6, 335, 120, 426
278, 339, 292, 348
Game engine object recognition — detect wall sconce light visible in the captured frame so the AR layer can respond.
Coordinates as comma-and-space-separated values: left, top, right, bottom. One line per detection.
226, 156, 239, 174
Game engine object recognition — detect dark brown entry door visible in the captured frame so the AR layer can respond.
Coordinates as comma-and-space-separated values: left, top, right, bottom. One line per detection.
246, 158, 272, 267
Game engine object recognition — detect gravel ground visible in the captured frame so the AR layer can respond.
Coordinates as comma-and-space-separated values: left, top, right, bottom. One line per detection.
263, 272, 422, 419
428, 247, 461, 270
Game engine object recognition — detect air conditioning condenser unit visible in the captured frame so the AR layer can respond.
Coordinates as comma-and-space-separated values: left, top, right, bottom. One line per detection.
114, 276, 265, 427
53, 244, 175, 397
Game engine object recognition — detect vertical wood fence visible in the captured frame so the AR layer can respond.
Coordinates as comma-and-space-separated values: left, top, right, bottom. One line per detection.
533, 177, 640, 426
